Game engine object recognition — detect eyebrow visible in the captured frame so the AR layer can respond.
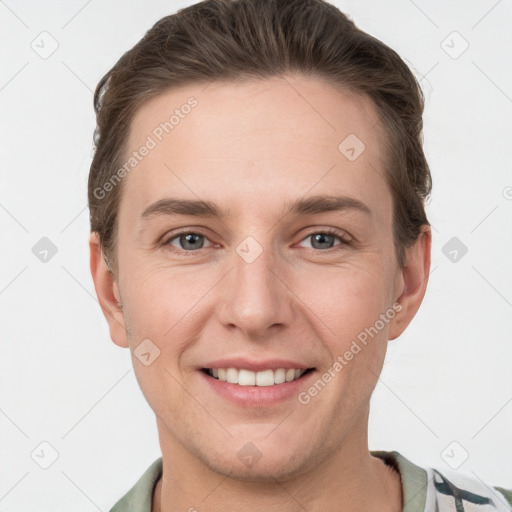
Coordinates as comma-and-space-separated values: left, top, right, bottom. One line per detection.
140, 194, 371, 221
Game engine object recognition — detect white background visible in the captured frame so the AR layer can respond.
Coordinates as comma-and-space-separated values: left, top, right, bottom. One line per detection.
1, 0, 511, 510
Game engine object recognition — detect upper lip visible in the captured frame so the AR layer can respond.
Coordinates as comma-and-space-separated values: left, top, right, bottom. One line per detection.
200, 357, 314, 372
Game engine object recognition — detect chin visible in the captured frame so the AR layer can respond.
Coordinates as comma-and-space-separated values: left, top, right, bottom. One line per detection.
202, 453, 306, 483
192, 436, 318, 483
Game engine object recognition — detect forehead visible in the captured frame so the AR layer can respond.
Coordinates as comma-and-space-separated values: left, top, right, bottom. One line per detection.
120, 75, 390, 220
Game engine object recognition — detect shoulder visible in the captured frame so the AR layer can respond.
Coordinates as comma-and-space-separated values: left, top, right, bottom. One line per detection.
372, 450, 512, 512
109, 457, 163, 512
426, 466, 512, 512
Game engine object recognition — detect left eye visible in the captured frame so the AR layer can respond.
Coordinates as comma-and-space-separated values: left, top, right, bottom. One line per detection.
299, 230, 349, 250
163, 229, 350, 254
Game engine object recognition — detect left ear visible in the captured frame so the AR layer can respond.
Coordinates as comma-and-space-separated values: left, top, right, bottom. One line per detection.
388, 225, 431, 340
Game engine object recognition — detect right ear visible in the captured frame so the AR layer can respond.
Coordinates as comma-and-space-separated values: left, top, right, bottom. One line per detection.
89, 232, 129, 348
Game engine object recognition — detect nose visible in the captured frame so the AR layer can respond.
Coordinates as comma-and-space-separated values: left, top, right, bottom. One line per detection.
217, 236, 295, 339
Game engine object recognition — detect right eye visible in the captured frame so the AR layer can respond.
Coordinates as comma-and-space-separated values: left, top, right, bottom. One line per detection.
162, 231, 216, 254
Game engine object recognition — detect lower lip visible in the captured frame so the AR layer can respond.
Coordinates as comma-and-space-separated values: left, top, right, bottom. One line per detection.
199, 370, 316, 407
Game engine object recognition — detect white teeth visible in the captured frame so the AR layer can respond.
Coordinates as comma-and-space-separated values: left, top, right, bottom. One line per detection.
255, 369, 274, 386
226, 367, 238, 384
207, 367, 308, 386
239, 369, 256, 386
274, 368, 286, 384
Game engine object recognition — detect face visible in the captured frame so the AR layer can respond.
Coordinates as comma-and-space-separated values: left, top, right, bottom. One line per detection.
90, 74, 429, 481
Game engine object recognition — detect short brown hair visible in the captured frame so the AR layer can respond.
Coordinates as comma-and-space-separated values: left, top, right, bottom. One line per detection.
88, 0, 431, 277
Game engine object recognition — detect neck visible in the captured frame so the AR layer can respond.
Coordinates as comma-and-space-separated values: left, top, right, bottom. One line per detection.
152, 414, 403, 512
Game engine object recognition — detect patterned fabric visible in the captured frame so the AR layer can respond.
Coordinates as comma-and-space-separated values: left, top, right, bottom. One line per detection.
426, 467, 512, 512
110, 451, 512, 512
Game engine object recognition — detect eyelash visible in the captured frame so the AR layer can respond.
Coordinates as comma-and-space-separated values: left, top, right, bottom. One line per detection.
161, 228, 352, 255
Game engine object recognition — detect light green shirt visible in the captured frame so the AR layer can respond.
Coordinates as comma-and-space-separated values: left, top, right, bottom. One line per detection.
110, 450, 512, 512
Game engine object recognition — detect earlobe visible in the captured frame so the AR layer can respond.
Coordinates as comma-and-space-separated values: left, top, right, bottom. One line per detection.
388, 225, 431, 341
89, 232, 129, 348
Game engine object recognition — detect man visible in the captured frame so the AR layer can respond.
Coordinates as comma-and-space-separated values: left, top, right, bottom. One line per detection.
88, 0, 512, 510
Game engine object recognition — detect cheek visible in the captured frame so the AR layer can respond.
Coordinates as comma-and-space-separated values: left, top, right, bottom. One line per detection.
301, 265, 395, 402
120, 264, 215, 354
302, 261, 396, 336
120, 270, 197, 412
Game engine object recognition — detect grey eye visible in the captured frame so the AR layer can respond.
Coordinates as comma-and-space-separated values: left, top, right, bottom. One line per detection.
309, 233, 337, 250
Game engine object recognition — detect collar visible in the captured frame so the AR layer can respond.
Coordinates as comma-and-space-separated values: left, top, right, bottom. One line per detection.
110, 450, 428, 512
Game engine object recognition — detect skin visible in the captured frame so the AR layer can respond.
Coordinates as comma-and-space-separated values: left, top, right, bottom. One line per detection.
90, 74, 431, 512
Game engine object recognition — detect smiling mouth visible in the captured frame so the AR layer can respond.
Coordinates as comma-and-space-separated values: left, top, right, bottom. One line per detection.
202, 367, 315, 386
